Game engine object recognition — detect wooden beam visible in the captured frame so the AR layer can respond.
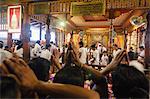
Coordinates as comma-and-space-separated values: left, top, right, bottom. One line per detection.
76, 25, 122, 29
21, 3, 30, 62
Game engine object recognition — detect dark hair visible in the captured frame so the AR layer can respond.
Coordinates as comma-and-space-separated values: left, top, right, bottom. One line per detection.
113, 44, 118, 47
17, 43, 23, 50
139, 46, 144, 49
28, 57, 51, 81
53, 66, 85, 87
79, 41, 84, 47
130, 47, 133, 50
112, 64, 149, 98
36, 40, 40, 45
46, 44, 51, 49
0, 41, 4, 48
91, 44, 96, 49
0, 75, 20, 98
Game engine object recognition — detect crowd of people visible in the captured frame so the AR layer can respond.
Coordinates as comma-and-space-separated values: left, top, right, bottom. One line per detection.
0, 39, 149, 99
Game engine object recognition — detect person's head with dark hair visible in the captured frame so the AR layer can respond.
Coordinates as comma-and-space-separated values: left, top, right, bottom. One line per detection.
91, 44, 96, 50
4, 46, 10, 52
0, 41, 4, 48
0, 75, 21, 98
112, 64, 149, 98
28, 57, 50, 81
129, 47, 133, 51
139, 46, 144, 51
103, 51, 107, 56
16, 40, 22, 45
79, 41, 84, 48
53, 66, 85, 87
113, 44, 118, 50
36, 40, 40, 45
17, 42, 23, 50
46, 44, 51, 49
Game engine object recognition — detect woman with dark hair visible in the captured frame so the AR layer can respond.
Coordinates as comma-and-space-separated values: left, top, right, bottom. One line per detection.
112, 63, 149, 98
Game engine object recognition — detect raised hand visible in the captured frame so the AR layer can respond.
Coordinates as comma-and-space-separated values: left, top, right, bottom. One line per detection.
2, 58, 39, 90
100, 50, 126, 75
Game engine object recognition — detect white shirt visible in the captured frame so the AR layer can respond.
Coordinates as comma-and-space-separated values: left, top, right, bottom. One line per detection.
33, 43, 41, 57
113, 49, 121, 58
50, 44, 57, 55
139, 50, 145, 58
92, 50, 99, 65
40, 49, 52, 61
79, 47, 87, 64
0, 49, 12, 64
138, 50, 145, 61
14, 48, 23, 58
101, 55, 108, 66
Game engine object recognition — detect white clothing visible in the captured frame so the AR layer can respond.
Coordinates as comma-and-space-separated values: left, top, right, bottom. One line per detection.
138, 50, 145, 61
40, 49, 52, 61
0, 49, 12, 64
14, 48, 23, 58
112, 49, 121, 58
101, 55, 108, 66
98, 46, 103, 54
50, 44, 57, 54
79, 47, 87, 64
139, 50, 145, 58
92, 50, 99, 65
102, 47, 107, 52
33, 43, 41, 57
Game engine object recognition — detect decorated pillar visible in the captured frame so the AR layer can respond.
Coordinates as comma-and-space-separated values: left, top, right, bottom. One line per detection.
7, 33, 12, 48
145, 11, 150, 68
45, 15, 51, 45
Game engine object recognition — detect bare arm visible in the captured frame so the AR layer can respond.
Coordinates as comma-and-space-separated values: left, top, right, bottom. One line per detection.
35, 81, 99, 99
70, 41, 126, 78
2, 58, 99, 99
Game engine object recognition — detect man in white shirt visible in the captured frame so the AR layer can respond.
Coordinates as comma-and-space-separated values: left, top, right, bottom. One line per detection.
50, 42, 58, 55
40, 44, 52, 61
79, 42, 87, 64
138, 46, 145, 63
32, 40, 41, 58
14, 41, 23, 58
100, 51, 109, 66
112, 44, 121, 58
0, 41, 12, 64
91, 44, 99, 65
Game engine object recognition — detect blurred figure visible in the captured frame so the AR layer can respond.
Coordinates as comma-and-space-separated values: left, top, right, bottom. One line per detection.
91, 44, 99, 66
112, 63, 149, 98
53, 66, 85, 87
0, 75, 21, 98
128, 47, 135, 61
100, 51, 109, 66
40, 44, 52, 61
138, 46, 145, 63
28, 57, 50, 82
0, 41, 12, 64
32, 40, 41, 58
4, 46, 11, 52
14, 41, 23, 58
112, 44, 121, 58
50, 42, 57, 54
79, 41, 88, 64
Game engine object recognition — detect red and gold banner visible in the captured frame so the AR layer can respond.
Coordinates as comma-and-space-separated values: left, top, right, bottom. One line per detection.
8, 5, 21, 33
